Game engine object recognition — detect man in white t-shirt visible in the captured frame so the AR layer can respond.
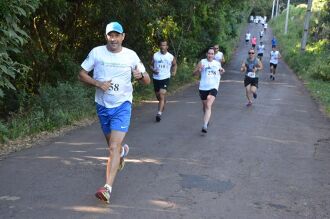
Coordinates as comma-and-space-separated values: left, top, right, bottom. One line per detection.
245, 31, 251, 45
150, 40, 177, 122
78, 21, 150, 204
213, 44, 225, 65
269, 46, 281, 80
193, 47, 225, 133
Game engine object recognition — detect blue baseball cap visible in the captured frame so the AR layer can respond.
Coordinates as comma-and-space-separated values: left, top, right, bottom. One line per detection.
105, 22, 124, 34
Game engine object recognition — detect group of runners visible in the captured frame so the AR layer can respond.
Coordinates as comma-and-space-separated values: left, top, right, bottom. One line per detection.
243, 17, 281, 106
78, 20, 281, 204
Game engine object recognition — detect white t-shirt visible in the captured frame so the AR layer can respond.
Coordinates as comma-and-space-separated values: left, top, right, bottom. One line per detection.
257, 44, 265, 54
199, 59, 222, 91
270, 50, 280, 64
152, 51, 174, 80
246, 33, 251, 40
81, 46, 146, 108
214, 52, 224, 63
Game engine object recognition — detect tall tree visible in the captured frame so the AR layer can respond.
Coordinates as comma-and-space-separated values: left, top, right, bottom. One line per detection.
301, 0, 313, 51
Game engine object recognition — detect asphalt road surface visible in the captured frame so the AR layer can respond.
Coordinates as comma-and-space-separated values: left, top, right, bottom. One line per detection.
1, 23, 330, 219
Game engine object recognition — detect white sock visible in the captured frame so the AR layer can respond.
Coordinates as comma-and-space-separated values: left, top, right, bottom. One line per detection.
104, 184, 112, 192
203, 123, 208, 129
157, 111, 162, 115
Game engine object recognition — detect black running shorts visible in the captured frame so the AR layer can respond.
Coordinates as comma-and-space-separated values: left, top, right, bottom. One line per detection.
244, 76, 259, 88
153, 78, 170, 92
199, 89, 218, 100
270, 63, 277, 69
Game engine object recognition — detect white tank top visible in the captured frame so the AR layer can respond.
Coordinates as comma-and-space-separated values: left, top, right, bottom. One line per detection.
257, 44, 265, 54
270, 50, 280, 64
214, 52, 224, 63
152, 51, 174, 80
199, 59, 221, 91
81, 46, 146, 108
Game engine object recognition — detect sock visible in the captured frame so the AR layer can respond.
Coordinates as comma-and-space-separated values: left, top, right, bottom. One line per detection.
104, 184, 112, 193
157, 111, 162, 115
203, 123, 208, 129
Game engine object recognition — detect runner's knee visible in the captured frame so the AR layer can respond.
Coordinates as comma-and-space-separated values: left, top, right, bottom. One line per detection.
109, 143, 121, 154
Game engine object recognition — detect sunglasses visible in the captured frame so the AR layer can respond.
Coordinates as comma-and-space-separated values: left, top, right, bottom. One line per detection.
249, 52, 255, 54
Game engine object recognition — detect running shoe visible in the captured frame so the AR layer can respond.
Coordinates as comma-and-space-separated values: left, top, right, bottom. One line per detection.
156, 114, 161, 122
272, 75, 275, 80
246, 102, 252, 107
118, 144, 129, 171
201, 127, 207, 133
269, 75, 273, 80
253, 92, 257, 99
95, 186, 111, 204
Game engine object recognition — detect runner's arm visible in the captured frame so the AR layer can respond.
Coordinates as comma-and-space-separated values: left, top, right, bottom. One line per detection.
240, 61, 246, 72
256, 59, 263, 71
132, 66, 150, 85
150, 58, 158, 74
171, 57, 177, 77
78, 68, 111, 92
193, 61, 202, 77
221, 56, 225, 64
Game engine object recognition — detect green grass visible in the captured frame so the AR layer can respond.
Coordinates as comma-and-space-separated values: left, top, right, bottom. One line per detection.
270, 5, 330, 116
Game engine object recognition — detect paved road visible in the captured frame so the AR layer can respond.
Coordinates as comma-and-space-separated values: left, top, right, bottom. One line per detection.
1, 23, 330, 219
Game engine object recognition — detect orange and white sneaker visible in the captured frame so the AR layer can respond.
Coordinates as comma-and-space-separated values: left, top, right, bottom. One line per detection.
95, 186, 111, 204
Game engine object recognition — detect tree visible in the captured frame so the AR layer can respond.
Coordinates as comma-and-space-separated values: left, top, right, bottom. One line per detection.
301, 0, 313, 51
0, 0, 39, 98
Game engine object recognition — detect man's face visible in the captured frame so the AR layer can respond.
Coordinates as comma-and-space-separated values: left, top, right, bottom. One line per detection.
213, 45, 219, 53
160, 41, 168, 53
248, 50, 255, 58
106, 32, 125, 52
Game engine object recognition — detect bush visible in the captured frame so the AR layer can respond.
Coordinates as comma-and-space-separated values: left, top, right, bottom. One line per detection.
310, 55, 330, 81
6, 82, 95, 139
0, 121, 9, 143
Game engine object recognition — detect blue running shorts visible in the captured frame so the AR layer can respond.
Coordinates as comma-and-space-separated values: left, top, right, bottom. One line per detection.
96, 101, 132, 135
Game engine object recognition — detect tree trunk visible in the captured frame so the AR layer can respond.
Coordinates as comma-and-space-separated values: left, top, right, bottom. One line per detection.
284, 0, 290, 34
301, 0, 313, 51
272, 0, 276, 19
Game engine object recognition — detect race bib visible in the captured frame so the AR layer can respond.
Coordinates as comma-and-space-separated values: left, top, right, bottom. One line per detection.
206, 68, 217, 77
104, 78, 128, 95
247, 72, 256, 78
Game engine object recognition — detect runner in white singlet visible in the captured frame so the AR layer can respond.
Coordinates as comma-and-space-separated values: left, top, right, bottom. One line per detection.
193, 47, 225, 133
150, 40, 177, 122
213, 44, 225, 65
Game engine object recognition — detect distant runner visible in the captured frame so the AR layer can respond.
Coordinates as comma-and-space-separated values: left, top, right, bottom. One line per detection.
214, 44, 225, 65
245, 31, 251, 45
240, 48, 263, 106
251, 36, 257, 49
257, 41, 265, 61
269, 46, 282, 80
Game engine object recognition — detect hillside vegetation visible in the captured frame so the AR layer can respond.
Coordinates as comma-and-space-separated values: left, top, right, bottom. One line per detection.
270, 1, 330, 115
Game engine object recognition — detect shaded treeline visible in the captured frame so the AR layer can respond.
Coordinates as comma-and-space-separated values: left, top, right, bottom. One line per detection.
1, 0, 275, 141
